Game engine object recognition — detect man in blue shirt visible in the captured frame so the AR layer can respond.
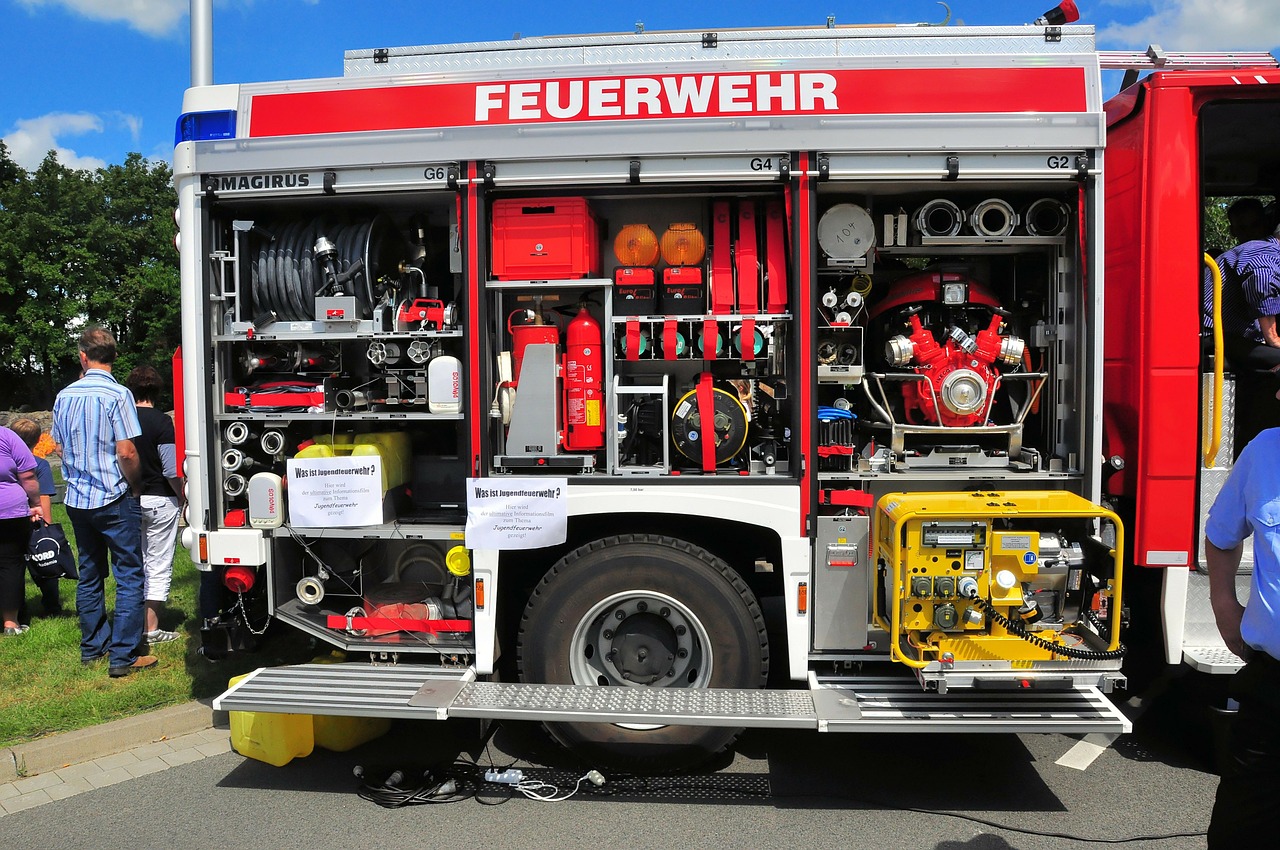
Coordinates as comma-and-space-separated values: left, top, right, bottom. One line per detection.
1204, 421, 1280, 847
52, 328, 156, 677
1205, 201, 1280, 453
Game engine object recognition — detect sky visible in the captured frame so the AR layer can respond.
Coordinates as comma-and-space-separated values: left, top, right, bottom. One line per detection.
1, 0, 1278, 173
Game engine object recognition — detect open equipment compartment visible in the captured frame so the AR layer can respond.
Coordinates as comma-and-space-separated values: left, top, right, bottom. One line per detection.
199, 175, 475, 659
483, 184, 796, 480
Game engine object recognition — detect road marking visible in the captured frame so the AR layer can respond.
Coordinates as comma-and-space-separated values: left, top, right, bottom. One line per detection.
1056, 733, 1117, 771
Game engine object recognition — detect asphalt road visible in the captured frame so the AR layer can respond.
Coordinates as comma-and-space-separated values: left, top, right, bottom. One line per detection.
1, 677, 1222, 850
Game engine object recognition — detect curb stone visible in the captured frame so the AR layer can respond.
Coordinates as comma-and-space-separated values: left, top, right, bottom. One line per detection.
0, 700, 228, 783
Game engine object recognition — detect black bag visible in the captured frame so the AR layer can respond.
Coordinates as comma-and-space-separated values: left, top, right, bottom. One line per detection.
25, 521, 78, 581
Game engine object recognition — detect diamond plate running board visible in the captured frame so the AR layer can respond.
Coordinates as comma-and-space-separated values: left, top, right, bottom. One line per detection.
215, 666, 1131, 734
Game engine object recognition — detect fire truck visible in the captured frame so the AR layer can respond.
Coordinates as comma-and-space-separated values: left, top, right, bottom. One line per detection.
180, 7, 1280, 767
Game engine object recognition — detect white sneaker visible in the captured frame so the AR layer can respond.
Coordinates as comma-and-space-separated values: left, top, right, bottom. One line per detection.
144, 629, 179, 643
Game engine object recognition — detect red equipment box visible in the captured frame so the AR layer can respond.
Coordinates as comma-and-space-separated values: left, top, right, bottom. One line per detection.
491, 197, 600, 280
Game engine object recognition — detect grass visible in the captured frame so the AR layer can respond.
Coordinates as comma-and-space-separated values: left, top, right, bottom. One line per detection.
0, 503, 313, 749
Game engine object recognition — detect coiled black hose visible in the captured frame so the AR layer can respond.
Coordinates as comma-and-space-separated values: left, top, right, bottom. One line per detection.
252, 219, 374, 321
969, 594, 1126, 661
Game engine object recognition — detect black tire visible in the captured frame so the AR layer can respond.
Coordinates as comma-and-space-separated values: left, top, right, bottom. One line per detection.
517, 533, 769, 771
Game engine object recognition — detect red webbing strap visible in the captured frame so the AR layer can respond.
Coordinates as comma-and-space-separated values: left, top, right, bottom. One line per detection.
224, 390, 326, 410
820, 488, 875, 508
325, 615, 473, 633
736, 202, 759, 314
696, 372, 717, 473
626, 319, 641, 361
740, 318, 756, 362
711, 201, 734, 313
765, 199, 788, 313
663, 319, 678, 361
701, 319, 718, 361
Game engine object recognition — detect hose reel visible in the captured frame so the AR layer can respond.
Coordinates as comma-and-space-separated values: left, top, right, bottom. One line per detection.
250, 215, 406, 322
670, 383, 750, 466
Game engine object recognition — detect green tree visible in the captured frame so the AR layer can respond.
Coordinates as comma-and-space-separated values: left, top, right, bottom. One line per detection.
0, 150, 179, 408
88, 153, 180, 380
0, 152, 91, 406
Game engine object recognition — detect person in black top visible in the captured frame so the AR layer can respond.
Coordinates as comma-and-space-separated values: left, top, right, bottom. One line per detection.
125, 367, 183, 644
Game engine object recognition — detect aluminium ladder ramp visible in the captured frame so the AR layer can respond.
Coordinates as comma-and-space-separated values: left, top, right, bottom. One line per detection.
214, 665, 1132, 734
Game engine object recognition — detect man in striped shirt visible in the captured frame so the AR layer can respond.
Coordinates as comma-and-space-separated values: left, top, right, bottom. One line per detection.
1205, 199, 1280, 453
52, 327, 157, 678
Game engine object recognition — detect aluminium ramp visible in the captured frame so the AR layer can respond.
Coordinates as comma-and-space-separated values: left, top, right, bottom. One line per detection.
214, 665, 1131, 734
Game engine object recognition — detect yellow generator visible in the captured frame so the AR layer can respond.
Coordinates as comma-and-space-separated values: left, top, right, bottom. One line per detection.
873, 490, 1125, 692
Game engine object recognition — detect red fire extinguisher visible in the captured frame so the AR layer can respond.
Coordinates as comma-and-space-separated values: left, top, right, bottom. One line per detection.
563, 301, 604, 451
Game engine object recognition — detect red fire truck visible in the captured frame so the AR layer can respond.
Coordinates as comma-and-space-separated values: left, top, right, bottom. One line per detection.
178, 7, 1279, 767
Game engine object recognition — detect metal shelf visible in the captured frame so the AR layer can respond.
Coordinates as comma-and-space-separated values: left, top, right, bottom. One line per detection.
215, 410, 465, 421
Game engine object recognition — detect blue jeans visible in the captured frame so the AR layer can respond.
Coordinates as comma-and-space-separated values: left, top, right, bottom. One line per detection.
68, 495, 144, 667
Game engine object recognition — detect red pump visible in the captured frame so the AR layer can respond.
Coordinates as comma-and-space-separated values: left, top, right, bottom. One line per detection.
562, 302, 604, 451
894, 313, 1020, 427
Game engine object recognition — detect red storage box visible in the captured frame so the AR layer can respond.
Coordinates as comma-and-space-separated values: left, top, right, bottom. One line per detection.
491, 197, 600, 280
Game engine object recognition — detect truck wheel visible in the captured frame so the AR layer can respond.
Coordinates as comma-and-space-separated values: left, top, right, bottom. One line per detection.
517, 533, 769, 770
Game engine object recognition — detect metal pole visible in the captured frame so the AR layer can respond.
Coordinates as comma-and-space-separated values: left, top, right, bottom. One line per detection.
190, 0, 213, 87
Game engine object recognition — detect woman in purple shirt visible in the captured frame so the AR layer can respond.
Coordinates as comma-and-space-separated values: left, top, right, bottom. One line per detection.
0, 425, 43, 635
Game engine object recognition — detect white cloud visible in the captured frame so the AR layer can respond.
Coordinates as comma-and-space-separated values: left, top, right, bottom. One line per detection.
3, 113, 108, 171
1099, 0, 1280, 51
15, 0, 188, 38
109, 111, 145, 145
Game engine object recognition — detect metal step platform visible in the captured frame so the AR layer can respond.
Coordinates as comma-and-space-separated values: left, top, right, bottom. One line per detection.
213, 665, 1131, 734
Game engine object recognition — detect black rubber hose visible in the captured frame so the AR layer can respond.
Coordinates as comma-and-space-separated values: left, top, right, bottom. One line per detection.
970, 595, 1125, 661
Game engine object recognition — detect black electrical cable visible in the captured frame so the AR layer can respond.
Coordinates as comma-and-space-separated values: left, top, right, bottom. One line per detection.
969, 594, 1125, 661
765, 790, 1206, 844
351, 720, 1199, 842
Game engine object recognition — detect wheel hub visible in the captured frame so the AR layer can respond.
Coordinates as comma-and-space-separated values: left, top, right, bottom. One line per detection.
610, 613, 677, 684
571, 592, 708, 689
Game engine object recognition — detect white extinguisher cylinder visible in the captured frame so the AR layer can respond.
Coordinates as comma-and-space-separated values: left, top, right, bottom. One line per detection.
428, 354, 462, 414
562, 304, 604, 451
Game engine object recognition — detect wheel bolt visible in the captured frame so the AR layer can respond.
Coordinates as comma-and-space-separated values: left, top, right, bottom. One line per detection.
660, 607, 670, 618
603, 629, 614, 640
637, 601, 648, 612
676, 625, 687, 636
677, 648, 688, 658
616, 610, 625, 620
638, 648, 648, 661
606, 650, 617, 661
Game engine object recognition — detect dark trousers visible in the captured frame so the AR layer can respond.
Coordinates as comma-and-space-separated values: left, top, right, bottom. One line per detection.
0, 516, 31, 613
1208, 653, 1280, 848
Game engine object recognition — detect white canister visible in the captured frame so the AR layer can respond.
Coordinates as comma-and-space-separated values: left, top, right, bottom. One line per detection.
428, 354, 462, 414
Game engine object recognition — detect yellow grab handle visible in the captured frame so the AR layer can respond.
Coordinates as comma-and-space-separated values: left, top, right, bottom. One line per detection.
1203, 253, 1225, 468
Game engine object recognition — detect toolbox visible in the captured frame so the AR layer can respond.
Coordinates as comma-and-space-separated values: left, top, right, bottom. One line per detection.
491, 196, 600, 280
662, 266, 706, 315
613, 266, 657, 315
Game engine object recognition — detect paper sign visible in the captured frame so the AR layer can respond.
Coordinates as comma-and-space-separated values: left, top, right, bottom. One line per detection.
465, 477, 567, 549
286, 456, 384, 527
